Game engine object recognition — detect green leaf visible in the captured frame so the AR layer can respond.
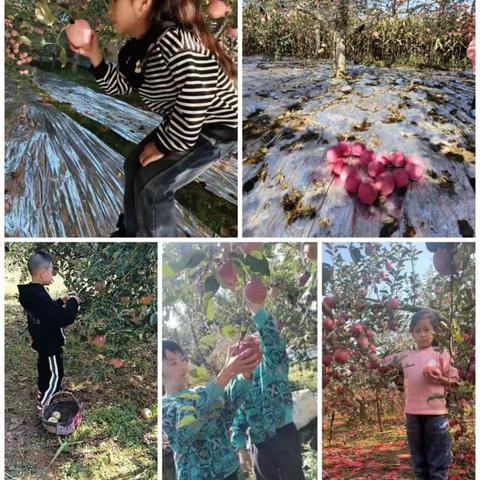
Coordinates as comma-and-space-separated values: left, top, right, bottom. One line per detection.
19, 36, 32, 46
204, 275, 220, 295
35, 2, 55, 27
243, 255, 270, 277
205, 296, 215, 321
200, 334, 216, 347
183, 250, 207, 269
222, 324, 235, 338
176, 415, 197, 429
194, 366, 209, 379
162, 262, 176, 279
59, 47, 67, 68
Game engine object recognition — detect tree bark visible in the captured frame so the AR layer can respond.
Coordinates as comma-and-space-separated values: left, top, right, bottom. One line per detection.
334, 0, 349, 78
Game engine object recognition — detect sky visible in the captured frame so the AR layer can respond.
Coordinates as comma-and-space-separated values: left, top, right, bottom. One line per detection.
322, 242, 444, 278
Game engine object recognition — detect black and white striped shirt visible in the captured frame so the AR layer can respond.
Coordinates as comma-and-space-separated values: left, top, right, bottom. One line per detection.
92, 26, 237, 153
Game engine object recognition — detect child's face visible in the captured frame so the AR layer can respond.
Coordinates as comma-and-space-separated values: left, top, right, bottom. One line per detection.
34, 264, 54, 285
163, 350, 189, 387
411, 317, 435, 349
108, 0, 150, 36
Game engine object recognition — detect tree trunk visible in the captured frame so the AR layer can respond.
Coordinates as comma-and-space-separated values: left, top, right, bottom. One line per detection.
315, 26, 321, 58
375, 391, 384, 432
334, 0, 349, 78
328, 410, 335, 446
358, 400, 368, 421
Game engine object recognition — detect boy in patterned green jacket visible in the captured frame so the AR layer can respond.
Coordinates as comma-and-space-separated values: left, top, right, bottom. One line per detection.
162, 340, 261, 480
231, 300, 305, 480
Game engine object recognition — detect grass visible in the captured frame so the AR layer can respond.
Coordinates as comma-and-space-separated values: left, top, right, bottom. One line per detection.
289, 360, 317, 392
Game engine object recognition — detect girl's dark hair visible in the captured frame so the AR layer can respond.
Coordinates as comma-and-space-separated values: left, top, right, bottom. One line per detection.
147, 0, 237, 85
409, 309, 441, 346
162, 339, 186, 360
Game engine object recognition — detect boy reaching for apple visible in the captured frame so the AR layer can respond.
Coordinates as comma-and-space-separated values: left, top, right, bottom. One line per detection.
18, 251, 80, 411
368, 309, 459, 480
231, 294, 305, 479
162, 339, 261, 479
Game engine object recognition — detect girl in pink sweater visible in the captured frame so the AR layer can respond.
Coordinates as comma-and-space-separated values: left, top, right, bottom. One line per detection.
371, 309, 459, 480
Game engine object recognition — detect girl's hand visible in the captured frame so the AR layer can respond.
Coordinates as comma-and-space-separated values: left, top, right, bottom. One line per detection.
139, 142, 165, 167
423, 369, 445, 384
68, 31, 103, 67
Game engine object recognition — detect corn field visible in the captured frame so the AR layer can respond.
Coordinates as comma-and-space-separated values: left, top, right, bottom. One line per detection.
244, 6, 474, 69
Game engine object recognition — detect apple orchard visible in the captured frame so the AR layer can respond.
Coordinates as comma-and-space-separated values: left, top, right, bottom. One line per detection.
6, 242, 157, 374
162, 242, 317, 380
322, 242, 475, 475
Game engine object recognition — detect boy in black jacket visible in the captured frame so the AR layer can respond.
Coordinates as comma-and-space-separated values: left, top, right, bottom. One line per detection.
18, 251, 80, 410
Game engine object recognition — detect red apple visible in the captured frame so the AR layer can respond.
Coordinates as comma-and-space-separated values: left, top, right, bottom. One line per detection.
338, 140, 351, 156
333, 349, 350, 363
433, 249, 460, 276
207, 0, 231, 19
92, 335, 105, 348
367, 160, 385, 178
374, 172, 395, 196
351, 142, 366, 156
358, 182, 377, 205
405, 160, 424, 181
323, 296, 336, 309
360, 150, 374, 166
323, 318, 334, 331
349, 324, 364, 337
218, 261, 237, 286
389, 151, 405, 167
357, 336, 369, 350
241, 243, 263, 254
344, 174, 361, 194
393, 169, 409, 188
111, 358, 124, 368
323, 354, 333, 367
244, 277, 267, 304
326, 146, 343, 163
303, 243, 317, 261
66, 19, 92, 48
387, 297, 400, 310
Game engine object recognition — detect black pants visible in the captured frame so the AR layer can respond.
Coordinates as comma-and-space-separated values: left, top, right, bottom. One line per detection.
251, 423, 305, 480
38, 352, 64, 406
123, 127, 236, 237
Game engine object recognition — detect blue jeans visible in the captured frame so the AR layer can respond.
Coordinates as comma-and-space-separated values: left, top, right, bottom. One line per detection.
123, 127, 236, 237
406, 414, 451, 480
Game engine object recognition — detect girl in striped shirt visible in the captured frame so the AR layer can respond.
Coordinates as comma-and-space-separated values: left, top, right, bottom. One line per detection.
68, 0, 237, 237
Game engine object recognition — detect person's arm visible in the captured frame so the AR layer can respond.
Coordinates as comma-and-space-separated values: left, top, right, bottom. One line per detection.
153, 48, 218, 154
68, 31, 133, 96
30, 295, 79, 328
223, 374, 251, 425
253, 309, 289, 370
425, 350, 460, 387
91, 59, 134, 96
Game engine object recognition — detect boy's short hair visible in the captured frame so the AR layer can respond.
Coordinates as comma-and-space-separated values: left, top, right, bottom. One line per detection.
162, 339, 186, 360
27, 251, 54, 275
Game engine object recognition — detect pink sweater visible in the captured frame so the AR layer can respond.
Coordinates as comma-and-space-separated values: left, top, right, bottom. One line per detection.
385, 347, 459, 415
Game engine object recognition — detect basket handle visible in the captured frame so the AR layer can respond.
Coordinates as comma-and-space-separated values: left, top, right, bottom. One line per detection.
45, 390, 80, 408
